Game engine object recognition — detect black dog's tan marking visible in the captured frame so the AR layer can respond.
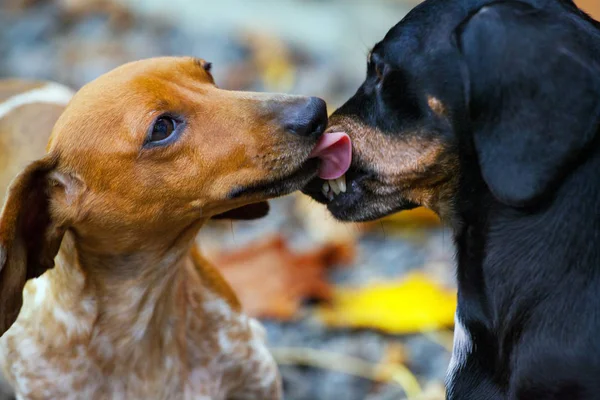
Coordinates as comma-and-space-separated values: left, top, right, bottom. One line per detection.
302, 0, 600, 399
426, 96, 446, 117
327, 114, 458, 222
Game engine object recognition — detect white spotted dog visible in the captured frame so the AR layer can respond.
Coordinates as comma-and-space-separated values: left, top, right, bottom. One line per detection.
0, 57, 349, 399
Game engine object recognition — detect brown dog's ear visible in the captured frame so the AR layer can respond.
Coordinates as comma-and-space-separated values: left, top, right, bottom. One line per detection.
0, 156, 77, 335
211, 201, 270, 220
454, 2, 600, 206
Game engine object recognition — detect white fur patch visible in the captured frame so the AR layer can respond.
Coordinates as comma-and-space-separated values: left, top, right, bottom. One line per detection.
249, 318, 267, 341
445, 312, 473, 396
131, 307, 153, 341
81, 297, 95, 315
52, 306, 89, 337
0, 82, 74, 119
187, 367, 220, 399
2, 267, 281, 399
32, 276, 50, 306
203, 295, 234, 321
94, 335, 114, 359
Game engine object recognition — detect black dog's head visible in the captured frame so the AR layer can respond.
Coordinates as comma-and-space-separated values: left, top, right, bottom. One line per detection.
302, 0, 600, 222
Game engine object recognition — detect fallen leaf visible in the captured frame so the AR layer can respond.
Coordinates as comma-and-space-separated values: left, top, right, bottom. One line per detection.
317, 272, 456, 334
373, 207, 441, 229
208, 235, 355, 320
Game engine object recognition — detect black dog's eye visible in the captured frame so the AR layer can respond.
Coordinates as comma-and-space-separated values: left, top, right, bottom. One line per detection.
368, 52, 387, 84
370, 62, 389, 83
374, 63, 384, 80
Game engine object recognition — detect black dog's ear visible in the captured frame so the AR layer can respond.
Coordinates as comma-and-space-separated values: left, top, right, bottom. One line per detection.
454, 2, 600, 206
211, 201, 270, 220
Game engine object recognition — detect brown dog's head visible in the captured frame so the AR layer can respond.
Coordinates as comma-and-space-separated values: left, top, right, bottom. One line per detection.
0, 56, 335, 334
302, 0, 600, 223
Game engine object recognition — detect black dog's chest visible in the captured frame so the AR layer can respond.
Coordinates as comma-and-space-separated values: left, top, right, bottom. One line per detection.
451, 184, 600, 399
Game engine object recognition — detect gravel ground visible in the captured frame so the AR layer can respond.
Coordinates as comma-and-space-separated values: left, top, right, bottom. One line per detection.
200, 195, 455, 399
0, 1, 456, 398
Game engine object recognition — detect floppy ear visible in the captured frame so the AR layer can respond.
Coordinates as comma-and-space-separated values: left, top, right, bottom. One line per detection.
454, 2, 600, 206
0, 156, 77, 335
211, 201, 270, 220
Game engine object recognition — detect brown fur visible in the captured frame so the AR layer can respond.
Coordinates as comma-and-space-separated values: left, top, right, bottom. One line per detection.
576, 0, 600, 20
427, 96, 447, 117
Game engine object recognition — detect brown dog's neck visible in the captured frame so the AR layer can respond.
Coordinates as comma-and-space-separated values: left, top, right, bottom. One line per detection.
38, 222, 210, 362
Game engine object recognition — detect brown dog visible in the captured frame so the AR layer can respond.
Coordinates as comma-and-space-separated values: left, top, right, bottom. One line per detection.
0, 56, 350, 399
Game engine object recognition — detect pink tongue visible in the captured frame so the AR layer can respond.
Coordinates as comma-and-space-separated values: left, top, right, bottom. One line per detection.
309, 132, 352, 180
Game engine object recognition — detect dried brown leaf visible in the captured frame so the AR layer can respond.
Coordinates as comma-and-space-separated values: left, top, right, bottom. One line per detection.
208, 235, 355, 320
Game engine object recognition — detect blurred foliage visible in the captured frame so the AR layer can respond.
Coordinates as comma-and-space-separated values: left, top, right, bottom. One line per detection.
317, 272, 456, 334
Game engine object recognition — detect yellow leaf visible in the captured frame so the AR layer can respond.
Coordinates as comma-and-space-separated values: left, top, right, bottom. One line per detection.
381, 207, 441, 227
317, 272, 456, 334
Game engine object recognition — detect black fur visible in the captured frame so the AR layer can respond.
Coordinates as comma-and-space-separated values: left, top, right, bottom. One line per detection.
305, 0, 600, 398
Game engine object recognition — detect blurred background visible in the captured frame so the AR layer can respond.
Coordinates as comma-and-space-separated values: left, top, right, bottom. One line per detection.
1, 1, 598, 399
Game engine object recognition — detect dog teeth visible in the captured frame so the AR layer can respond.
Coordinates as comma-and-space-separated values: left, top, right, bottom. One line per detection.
322, 174, 347, 201
337, 175, 346, 193
322, 182, 330, 197
322, 182, 335, 200
329, 179, 341, 195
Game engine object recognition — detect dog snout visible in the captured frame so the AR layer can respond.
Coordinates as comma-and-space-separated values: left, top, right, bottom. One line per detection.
281, 96, 328, 139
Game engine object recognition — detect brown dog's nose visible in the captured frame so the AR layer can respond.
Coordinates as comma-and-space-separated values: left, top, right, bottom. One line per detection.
283, 97, 327, 139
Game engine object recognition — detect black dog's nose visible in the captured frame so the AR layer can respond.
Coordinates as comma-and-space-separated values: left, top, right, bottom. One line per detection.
283, 97, 328, 139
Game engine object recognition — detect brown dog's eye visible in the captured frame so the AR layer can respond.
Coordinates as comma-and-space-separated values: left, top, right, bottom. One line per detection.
151, 117, 176, 142
144, 116, 183, 148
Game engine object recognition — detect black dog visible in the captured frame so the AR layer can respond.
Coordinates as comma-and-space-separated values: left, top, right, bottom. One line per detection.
302, 0, 600, 398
